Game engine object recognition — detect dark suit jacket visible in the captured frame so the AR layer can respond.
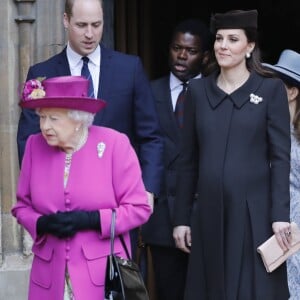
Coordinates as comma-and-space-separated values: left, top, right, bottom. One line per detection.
17, 46, 163, 195
142, 76, 185, 247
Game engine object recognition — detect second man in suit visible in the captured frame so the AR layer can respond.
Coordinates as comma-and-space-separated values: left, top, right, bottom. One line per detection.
142, 19, 212, 300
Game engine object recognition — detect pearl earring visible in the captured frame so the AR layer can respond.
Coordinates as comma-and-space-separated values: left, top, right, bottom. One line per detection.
246, 52, 251, 59
75, 127, 79, 132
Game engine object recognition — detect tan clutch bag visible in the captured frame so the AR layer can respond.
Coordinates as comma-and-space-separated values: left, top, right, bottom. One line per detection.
257, 222, 300, 273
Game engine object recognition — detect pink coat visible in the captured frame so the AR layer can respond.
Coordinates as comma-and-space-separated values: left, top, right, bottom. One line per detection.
12, 126, 151, 300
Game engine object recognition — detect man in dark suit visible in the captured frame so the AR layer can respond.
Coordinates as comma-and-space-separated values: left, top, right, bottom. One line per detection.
142, 19, 212, 300
17, 0, 163, 209
17, 0, 163, 267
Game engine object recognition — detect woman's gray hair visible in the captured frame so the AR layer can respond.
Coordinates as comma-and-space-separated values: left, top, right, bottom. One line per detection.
68, 110, 95, 127
35, 108, 95, 127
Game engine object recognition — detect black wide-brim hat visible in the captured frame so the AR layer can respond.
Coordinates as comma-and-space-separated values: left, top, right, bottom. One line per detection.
210, 9, 258, 34
20, 76, 106, 113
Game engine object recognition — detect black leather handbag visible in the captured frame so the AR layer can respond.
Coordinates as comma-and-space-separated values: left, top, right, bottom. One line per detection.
105, 210, 150, 300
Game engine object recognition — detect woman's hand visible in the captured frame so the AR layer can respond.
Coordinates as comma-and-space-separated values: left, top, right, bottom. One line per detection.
173, 225, 191, 253
272, 221, 291, 251
36, 210, 100, 238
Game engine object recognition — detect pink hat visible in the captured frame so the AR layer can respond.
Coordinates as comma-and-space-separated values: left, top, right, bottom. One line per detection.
20, 76, 106, 113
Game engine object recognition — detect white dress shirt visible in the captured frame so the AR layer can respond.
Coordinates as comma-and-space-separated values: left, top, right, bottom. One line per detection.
169, 72, 202, 111
66, 43, 101, 98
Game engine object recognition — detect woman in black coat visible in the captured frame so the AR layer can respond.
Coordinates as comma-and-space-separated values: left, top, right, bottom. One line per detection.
173, 9, 291, 300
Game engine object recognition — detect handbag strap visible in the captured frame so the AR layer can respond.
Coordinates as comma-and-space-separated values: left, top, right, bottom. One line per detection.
110, 209, 131, 259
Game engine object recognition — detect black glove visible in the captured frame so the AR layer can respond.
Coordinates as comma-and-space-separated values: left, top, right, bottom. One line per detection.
36, 212, 67, 237
36, 210, 100, 238
55, 210, 101, 238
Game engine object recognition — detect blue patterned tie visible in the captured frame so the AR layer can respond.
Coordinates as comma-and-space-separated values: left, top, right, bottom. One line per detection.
81, 56, 95, 98
175, 82, 188, 128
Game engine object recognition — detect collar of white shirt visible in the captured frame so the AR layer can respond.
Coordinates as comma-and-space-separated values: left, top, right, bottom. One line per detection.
66, 43, 101, 72
169, 72, 202, 110
66, 43, 101, 97
169, 72, 202, 91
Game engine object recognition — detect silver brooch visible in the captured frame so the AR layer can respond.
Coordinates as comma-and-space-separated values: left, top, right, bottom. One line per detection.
249, 93, 263, 104
97, 142, 106, 158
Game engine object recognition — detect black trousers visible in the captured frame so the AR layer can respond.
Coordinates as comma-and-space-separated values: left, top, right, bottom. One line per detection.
150, 245, 189, 300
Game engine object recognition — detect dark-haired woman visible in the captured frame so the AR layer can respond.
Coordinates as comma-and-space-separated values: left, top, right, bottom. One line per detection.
173, 10, 291, 299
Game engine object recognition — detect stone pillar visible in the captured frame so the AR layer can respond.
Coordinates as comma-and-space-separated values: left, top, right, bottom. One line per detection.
0, 0, 34, 299
14, 0, 36, 258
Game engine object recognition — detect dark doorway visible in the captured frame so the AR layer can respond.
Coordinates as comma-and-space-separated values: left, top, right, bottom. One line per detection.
118, 0, 300, 79
115, 0, 300, 80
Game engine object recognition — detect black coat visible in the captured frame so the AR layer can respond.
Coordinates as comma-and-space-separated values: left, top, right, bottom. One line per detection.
142, 76, 187, 247
174, 72, 291, 299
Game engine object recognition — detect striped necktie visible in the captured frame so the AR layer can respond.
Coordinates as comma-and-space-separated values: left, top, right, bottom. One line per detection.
81, 56, 95, 98
174, 82, 188, 128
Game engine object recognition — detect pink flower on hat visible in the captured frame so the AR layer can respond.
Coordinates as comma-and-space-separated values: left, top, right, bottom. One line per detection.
22, 77, 46, 101
19, 75, 106, 113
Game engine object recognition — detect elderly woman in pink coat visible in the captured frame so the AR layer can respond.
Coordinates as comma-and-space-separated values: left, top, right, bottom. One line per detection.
11, 75, 152, 300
